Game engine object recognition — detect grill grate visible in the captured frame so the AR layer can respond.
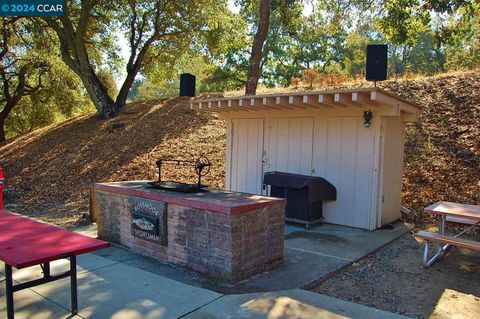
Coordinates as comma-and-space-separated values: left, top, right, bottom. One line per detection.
148, 157, 211, 193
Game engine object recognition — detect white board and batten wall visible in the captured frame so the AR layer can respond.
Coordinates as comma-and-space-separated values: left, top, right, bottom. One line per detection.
192, 88, 421, 230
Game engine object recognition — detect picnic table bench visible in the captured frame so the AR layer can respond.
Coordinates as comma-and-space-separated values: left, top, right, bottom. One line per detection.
414, 201, 480, 267
0, 211, 109, 319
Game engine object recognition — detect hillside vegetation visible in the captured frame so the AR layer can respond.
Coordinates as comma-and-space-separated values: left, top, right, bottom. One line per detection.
0, 98, 227, 225
0, 71, 478, 227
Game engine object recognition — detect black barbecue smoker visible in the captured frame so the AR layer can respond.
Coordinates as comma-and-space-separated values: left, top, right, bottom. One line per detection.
263, 171, 337, 228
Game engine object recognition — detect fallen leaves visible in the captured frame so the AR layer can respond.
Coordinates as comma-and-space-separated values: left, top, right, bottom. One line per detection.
383, 72, 480, 227
0, 97, 226, 226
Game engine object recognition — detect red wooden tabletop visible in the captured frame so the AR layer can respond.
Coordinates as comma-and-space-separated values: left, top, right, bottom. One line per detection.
424, 201, 480, 220
0, 212, 109, 268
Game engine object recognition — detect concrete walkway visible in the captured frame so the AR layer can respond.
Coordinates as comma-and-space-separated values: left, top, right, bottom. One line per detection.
101, 221, 409, 294
0, 222, 410, 318
183, 289, 407, 319
1, 253, 407, 319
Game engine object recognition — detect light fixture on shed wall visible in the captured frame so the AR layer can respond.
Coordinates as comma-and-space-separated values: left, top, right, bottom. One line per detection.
364, 111, 373, 127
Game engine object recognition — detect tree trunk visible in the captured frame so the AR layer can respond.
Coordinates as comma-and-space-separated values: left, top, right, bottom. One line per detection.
116, 62, 142, 108
116, 32, 157, 108
78, 65, 117, 119
400, 46, 409, 75
45, 13, 119, 119
245, 0, 271, 96
0, 117, 6, 142
0, 99, 20, 143
58, 45, 117, 118
116, 74, 133, 108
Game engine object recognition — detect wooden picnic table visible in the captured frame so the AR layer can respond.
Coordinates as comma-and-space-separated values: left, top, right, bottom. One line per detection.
415, 201, 480, 267
424, 201, 480, 221
0, 211, 109, 319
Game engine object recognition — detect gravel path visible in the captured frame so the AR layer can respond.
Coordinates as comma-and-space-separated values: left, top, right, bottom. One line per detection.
309, 232, 480, 318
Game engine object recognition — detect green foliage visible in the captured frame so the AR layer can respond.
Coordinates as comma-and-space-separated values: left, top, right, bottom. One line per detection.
1, 18, 93, 139
406, 32, 446, 74
128, 80, 142, 101
209, 0, 304, 89
343, 27, 374, 77
133, 53, 217, 100
134, 79, 161, 102
172, 8, 250, 93
259, 0, 367, 86
204, 56, 249, 92
213, 0, 479, 88
380, 0, 478, 46
4, 56, 94, 138
444, 3, 480, 70
97, 69, 118, 99
379, 0, 430, 45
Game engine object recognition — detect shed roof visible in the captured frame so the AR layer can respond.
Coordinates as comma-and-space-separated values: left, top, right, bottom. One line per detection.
190, 87, 422, 115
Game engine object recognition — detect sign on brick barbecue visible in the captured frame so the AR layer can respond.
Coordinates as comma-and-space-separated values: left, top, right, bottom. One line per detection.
130, 197, 167, 245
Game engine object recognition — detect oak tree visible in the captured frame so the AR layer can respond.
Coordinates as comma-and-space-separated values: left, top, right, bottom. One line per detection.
0, 18, 48, 142
43, 0, 227, 118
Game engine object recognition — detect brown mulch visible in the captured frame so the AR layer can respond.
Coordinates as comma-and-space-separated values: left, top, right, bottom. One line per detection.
0, 71, 479, 227
382, 72, 480, 227
0, 97, 226, 226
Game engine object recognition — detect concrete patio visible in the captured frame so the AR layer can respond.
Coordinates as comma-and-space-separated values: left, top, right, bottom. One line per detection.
0, 221, 409, 318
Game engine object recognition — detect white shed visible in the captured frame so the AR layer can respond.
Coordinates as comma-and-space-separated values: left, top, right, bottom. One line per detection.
191, 88, 422, 230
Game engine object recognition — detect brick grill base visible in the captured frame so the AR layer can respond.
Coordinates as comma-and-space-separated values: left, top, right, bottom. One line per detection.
94, 187, 285, 283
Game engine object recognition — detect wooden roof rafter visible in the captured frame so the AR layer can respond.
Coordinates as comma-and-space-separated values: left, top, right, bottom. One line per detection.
352, 92, 379, 108
237, 98, 269, 111
273, 96, 295, 109
226, 99, 255, 112
301, 95, 321, 108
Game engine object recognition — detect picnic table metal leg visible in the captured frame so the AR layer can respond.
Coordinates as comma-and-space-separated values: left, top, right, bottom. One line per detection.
42, 262, 50, 277
3, 258, 80, 317
423, 214, 451, 267
423, 242, 445, 267
438, 215, 446, 235
70, 255, 78, 315
5, 263, 14, 319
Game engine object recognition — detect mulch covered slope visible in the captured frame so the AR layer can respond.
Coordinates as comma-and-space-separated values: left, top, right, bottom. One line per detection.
0, 97, 226, 226
382, 71, 480, 226
0, 71, 478, 227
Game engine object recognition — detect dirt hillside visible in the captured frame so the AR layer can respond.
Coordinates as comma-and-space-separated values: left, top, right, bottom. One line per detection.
0, 98, 227, 226
383, 72, 480, 225
0, 71, 478, 227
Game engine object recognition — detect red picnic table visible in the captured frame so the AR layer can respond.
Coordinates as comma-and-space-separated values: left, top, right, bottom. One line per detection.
0, 211, 109, 319
415, 201, 480, 267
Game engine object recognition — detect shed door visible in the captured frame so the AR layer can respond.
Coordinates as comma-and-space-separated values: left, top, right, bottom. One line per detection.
230, 119, 264, 194
263, 117, 314, 175
379, 117, 405, 227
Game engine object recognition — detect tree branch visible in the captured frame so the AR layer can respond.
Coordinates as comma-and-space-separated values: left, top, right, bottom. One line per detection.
0, 68, 11, 99
76, 0, 95, 39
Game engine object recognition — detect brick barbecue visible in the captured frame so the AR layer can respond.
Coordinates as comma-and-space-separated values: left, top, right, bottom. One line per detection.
92, 181, 285, 283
